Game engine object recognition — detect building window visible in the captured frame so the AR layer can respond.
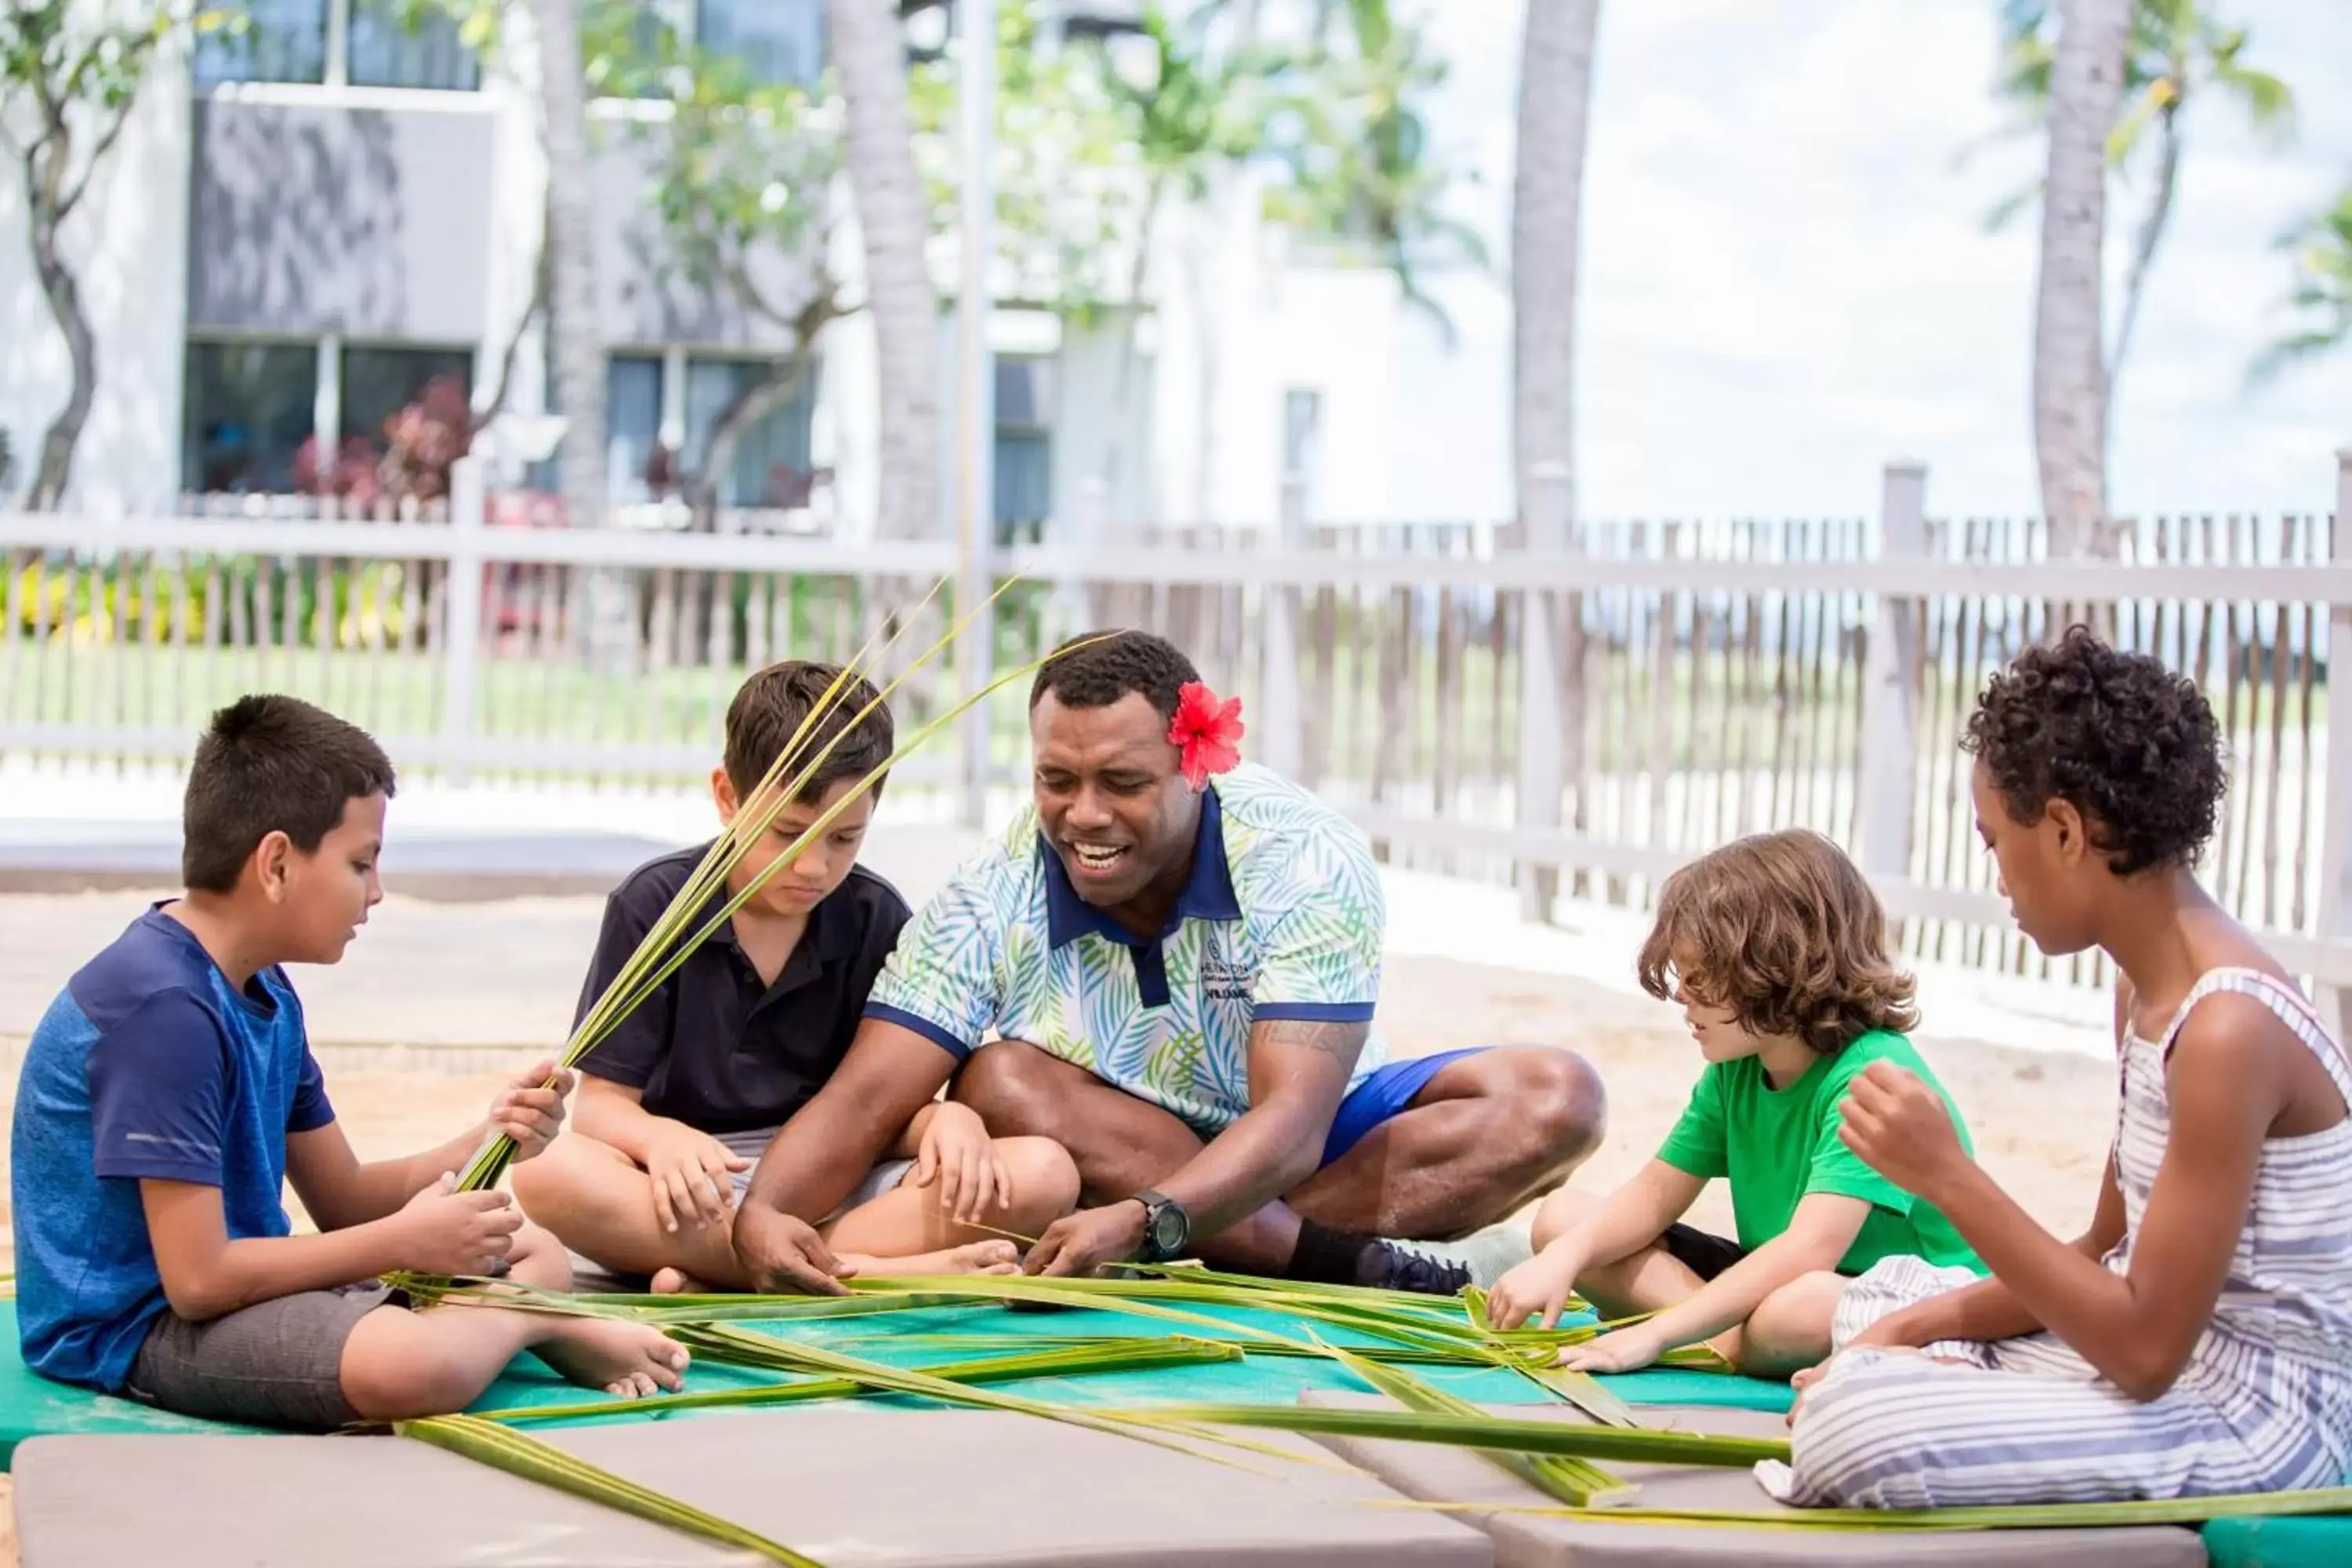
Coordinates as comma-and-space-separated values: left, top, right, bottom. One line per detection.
342, 346, 475, 447
1282, 387, 1322, 516
182, 341, 318, 494
193, 0, 328, 88
347, 0, 483, 91
697, 0, 825, 85
192, 1, 481, 91
684, 358, 819, 509
607, 354, 667, 502
994, 355, 1054, 541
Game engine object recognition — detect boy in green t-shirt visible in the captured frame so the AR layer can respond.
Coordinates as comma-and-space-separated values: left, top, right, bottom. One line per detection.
1487, 829, 1982, 1377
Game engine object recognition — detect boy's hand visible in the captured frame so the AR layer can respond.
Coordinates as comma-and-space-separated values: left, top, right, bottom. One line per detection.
1486, 1247, 1581, 1330
491, 1060, 575, 1163
395, 1173, 524, 1275
642, 1123, 753, 1234
1556, 1322, 1668, 1375
912, 1103, 1011, 1228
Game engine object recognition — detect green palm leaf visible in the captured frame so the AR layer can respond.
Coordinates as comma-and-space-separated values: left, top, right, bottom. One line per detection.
399, 1413, 829, 1566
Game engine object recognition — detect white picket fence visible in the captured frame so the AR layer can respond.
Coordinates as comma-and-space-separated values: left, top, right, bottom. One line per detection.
9, 452, 2352, 1018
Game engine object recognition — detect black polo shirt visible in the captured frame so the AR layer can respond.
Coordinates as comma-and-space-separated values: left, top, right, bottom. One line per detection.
574, 843, 911, 1134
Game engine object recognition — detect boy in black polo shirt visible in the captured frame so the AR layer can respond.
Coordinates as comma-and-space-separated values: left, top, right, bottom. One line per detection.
514, 662, 1080, 1292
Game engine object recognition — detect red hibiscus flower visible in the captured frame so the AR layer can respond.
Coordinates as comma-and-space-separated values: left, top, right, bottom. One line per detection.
1168, 681, 1245, 789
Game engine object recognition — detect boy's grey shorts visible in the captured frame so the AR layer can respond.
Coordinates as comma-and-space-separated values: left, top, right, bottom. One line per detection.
123, 1279, 399, 1432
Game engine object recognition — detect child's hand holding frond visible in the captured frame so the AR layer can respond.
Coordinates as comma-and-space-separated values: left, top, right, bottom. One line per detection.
490, 1058, 575, 1163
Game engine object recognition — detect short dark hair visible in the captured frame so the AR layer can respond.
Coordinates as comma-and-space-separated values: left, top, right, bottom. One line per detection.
1029, 630, 1200, 722
1637, 829, 1918, 1056
183, 695, 397, 892
1962, 626, 2225, 876
724, 660, 894, 807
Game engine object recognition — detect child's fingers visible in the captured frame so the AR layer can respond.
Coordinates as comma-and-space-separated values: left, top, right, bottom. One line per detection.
1539, 1296, 1566, 1331
960, 1148, 989, 1223
993, 1154, 1013, 1210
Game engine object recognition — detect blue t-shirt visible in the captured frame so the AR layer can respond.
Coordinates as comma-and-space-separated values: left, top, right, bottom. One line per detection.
11, 907, 335, 1392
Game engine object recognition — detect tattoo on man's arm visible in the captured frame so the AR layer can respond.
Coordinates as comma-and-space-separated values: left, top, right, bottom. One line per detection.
1261, 1018, 1370, 1072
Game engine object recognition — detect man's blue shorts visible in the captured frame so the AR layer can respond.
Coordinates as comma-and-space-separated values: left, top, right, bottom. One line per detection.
1320, 1047, 1490, 1166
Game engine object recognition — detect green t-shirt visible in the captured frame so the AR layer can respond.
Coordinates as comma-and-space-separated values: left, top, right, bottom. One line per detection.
1654, 1030, 1984, 1276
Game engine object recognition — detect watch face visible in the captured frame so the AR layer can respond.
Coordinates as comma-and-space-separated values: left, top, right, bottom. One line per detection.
1149, 1205, 1189, 1257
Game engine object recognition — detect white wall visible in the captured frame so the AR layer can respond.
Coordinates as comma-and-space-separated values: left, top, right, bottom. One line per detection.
0, 40, 191, 512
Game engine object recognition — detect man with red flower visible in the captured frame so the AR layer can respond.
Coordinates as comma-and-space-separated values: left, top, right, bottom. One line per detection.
736, 630, 1606, 1295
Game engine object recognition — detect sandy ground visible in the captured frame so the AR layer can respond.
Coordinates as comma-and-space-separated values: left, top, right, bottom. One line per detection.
0, 887, 2129, 1565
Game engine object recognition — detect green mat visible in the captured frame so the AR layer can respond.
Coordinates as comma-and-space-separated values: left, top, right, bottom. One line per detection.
0, 1294, 1784, 1464
12, 1298, 2346, 1567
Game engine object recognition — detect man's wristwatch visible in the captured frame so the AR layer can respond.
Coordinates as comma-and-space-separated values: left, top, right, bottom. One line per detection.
1132, 1189, 1191, 1264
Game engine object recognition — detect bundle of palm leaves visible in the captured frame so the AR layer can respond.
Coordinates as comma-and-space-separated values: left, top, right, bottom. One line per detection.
400, 1268, 2352, 1563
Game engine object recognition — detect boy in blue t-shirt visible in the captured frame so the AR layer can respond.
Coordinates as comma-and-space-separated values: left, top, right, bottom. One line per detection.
11, 695, 687, 1430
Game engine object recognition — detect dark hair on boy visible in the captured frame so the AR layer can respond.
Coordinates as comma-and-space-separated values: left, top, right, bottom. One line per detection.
1029, 630, 1201, 722
1636, 829, 1919, 1056
1962, 626, 2225, 877
723, 661, 895, 807
183, 695, 397, 893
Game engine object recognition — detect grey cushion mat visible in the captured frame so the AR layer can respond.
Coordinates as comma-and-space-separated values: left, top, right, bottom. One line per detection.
1294, 1392, 2209, 1568
14, 1405, 1492, 1567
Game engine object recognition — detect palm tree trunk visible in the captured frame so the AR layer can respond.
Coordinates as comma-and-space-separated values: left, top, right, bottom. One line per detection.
2034, 0, 2129, 559
534, 0, 603, 529
1512, 0, 1600, 910
1512, 0, 1598, 517
829, 0, 941, 542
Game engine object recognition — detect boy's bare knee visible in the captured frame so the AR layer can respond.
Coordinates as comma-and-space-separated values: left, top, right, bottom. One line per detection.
339, 1312, 487, 1422
998, 1136, 1080, 1222
1738, 1271, 1846, 1375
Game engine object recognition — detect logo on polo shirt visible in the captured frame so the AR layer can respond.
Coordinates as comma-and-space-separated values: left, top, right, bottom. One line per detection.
1200, 950, 1253, 1004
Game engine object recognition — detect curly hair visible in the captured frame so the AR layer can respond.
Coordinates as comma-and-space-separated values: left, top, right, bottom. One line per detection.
724, 661, 894, 807
1962, 626, 2224, 876
183, 695, 397, 893
1636, 829, 1918, 1056
1029, 629, 1202, 722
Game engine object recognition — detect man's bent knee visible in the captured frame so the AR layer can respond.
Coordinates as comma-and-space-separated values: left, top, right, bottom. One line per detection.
950, 1040, 1072, 1137
1500, 1047, 1608, 1171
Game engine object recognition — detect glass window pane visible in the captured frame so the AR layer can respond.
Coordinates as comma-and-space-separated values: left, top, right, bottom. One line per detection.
193, 0, 328, 88
182, 340, 320, 495
697, 0, 824, 86
348, 0, 483, 90
341, 346, 474, 446
994, 431, 1051, 539
684, 358, 818, 508
607, 354, 666, 503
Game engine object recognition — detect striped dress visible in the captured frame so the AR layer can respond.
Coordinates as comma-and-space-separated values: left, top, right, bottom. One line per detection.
1763, 967, 2352, 1509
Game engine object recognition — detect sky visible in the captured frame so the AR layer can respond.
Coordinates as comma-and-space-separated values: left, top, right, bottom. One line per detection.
1402, 0, 2352, 523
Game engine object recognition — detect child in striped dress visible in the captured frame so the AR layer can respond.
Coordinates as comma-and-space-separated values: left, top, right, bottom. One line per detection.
1768, 629, 2352, 1508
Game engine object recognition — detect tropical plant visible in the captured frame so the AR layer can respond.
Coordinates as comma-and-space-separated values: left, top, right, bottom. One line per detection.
1265, 0, 1490, 344
2252, 186, 2352, 383
0, 3, 228, 511
1986, 1, 2292, 554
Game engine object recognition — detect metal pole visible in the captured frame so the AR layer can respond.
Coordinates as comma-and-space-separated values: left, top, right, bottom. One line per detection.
954, 0, 997, 829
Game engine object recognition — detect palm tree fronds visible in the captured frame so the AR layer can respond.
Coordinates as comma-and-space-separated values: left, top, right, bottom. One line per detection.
398, 1413, 829, 1566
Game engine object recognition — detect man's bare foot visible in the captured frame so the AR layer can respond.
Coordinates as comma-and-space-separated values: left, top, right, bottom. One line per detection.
534, 1318, 691, 1398
650, 1267, 717, 1296
842, 1240, 1021, 1278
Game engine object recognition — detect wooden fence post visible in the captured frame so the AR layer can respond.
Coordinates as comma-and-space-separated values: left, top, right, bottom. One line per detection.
1859, 459, 1928, 897
1259, 472, 1307, 779
442, 454, 486, 786
1516, 461, 1572, 922
2318, 449, 2352, 1041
